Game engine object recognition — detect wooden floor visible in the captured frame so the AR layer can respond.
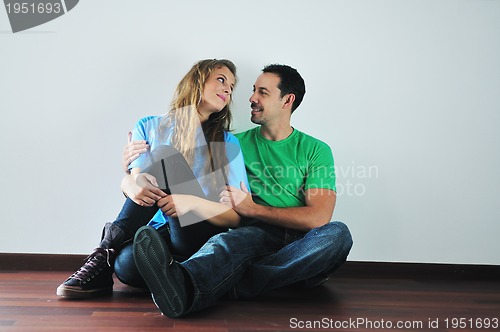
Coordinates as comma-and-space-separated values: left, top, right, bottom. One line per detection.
0, 270, 499, 331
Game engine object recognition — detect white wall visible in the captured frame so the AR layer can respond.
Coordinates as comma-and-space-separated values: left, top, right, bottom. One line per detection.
1, 0, 499, 264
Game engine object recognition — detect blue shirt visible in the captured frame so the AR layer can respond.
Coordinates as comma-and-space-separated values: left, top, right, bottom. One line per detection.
129, 115, 249, 228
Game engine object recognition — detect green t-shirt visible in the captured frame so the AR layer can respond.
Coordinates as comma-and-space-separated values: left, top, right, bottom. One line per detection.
236, 127, 336, 208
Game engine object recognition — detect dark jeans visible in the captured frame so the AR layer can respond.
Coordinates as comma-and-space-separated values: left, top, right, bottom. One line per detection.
180, 221, 353, 314
111, 145, 227, 287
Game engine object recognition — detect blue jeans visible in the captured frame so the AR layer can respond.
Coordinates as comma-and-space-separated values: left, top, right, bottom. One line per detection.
181, 221, 353, 314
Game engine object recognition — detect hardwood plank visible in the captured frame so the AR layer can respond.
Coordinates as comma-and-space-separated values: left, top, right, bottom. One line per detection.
0, 270, 499, 331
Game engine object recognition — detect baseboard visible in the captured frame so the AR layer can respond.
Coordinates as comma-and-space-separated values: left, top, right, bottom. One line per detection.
0, 253, 87, 272
333, 261, 500, 281
1, 253, 499, 280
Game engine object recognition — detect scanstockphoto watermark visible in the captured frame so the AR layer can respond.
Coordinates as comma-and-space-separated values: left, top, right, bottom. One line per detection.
289, 317, 499, 330
3, 0, 79, 33
290, 317, 424, 330
248, 161, 379, 197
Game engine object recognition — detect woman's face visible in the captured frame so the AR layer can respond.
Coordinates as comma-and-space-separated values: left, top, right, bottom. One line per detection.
198, 66, 235, 117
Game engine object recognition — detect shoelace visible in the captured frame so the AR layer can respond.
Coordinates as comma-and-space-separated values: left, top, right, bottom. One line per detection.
70, 248, 114, 282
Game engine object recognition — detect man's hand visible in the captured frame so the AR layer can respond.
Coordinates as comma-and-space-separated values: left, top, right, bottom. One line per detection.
157, 194, 194, 218
123, 132, 149, 173
129, 173, 167, 207
219, 182, 255, 217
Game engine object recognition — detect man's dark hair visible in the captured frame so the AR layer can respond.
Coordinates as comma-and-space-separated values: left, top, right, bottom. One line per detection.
262, 64, 306, 113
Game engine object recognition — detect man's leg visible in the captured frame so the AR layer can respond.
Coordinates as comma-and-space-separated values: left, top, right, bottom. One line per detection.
114, 224, 171, 289
133, 224, 284, 317
232, 221, 353, 298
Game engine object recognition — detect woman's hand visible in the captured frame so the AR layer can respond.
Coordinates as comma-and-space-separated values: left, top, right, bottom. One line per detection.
157, 194, 194, 218
126, 173, 167, 207
123, 132, 149, 173
159, 195, 240, 228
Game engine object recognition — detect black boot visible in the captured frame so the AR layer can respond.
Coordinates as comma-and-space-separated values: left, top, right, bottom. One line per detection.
99, 222, 130, 250
56, 222, 129, 298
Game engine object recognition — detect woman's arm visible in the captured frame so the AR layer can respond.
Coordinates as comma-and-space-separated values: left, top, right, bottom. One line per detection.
157, 194, 240, 228
121, 168, 167, 206
122, 132, 149, 174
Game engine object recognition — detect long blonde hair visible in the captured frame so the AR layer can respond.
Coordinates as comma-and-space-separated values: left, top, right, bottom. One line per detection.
159, 59, 237, 178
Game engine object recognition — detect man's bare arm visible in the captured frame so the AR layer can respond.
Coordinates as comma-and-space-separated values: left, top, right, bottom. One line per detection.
221, 183, 336, 231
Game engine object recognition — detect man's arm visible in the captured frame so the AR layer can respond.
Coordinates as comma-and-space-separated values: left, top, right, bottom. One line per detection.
221, 183, 336, 232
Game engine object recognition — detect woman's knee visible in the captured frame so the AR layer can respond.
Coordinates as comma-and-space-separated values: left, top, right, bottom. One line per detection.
114, 244, 146, 288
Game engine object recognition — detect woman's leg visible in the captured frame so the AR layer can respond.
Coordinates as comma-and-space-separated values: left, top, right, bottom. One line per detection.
112, 198, 161, 241
168, 217, 227, 258
56, 199, 161, 298
144, 145, 228, 257
57, 145, 225, 297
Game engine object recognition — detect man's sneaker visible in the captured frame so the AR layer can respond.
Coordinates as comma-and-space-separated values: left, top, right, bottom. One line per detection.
56, 248, 116, 298
133, 226, 189, 318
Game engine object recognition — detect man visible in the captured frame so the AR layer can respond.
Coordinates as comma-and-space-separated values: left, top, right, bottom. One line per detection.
128, 64, 352, 317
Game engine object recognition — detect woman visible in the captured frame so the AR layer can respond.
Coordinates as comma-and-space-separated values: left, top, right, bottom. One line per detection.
56, 59, 248, 298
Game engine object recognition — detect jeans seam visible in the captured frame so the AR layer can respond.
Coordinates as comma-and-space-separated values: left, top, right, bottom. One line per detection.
195, 249, 277, 298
